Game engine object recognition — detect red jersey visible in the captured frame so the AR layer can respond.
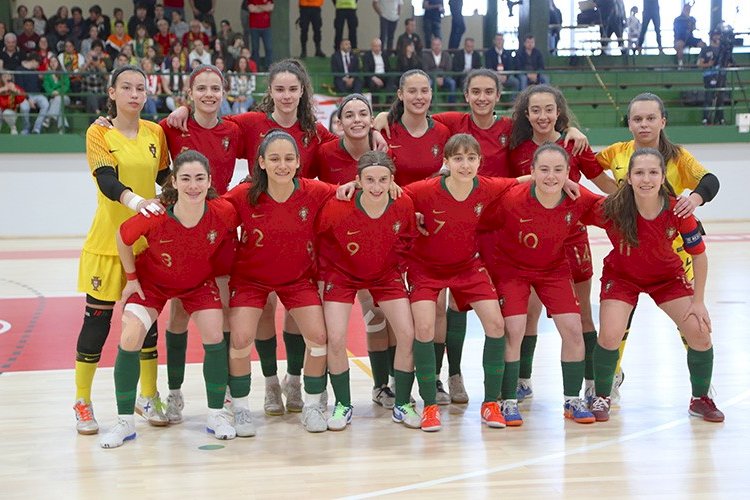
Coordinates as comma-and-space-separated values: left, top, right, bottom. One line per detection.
596, 197, 705, 285
154, 32, 177, 58
509, 138, 603, 181
387, 117, 451, 186
482, 183, 603, 276
312, 137, 359, 184
224, 178, 336, 286
316, 193, 416, 281
248, 0, 273, 29
160, 117, 244, 195
120, 198, 239, 290
226, 111, 337, 179
404, 175, 517, 276
432, 112, 513, 178
181, 31, 210, 50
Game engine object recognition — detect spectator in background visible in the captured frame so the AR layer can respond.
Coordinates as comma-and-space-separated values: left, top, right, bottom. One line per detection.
298, 0, 326, 59
67, 7, 87, 44
83, 5, 111, 41
674, 3, 704, 68
164, 0, 186, 21
48, 6, 70, 34
128, 3, 158, 38
35, 36, 53, 70
422, 0, 444, 44
89, 39, 113, 72
331, 38, 363, 93
80, 47, 108, 121
248, 0, 274, 70
154, 4, 170, 28
58, 39, 85, 97
182, 19, 210, 52
334, 0, 359, 52
31, 5, 47, 36
154, 19, 177, 58
189, 0, 217, 38
0, 23, 6, 53
362, 37, 394, 102
170, 10, 190, 40
627, 6, 641, 54
229, 55, 256, 113
548, 0, 563, 54
396, 40, 421, 72
372, 0, 402, 55
162, 51, 188, 111
188, 39, 212, 66
16, 52, 50, 134
81, 26, 103, 57
141, 57, 163, 121
48, 19, 73, 55
2, 33, 23, 70
0, 70, 26, 134
396, 17, 423, 58
637, 0, 662, 54
18, 18, 41, 54
110, 8, 125, 35
698, 28, 733, 125
106, 21, 133, 58
118, 43, 140, 66
516, 34, 548, 89
451, 36, 481, 89
133, 24, 155, 59
211, 55, 233, 117
448, 0, 465, 50
596, 0, 626, 55
12, 6, 28, 34
113, 52, 131, 70
165, 39, 189, 71
422, 36, 455, 103
212, 38, 235, 72
484, 32, 519, 93
133, 0, 157, 18
218, 19, 239, 48
43, 55, 71, 133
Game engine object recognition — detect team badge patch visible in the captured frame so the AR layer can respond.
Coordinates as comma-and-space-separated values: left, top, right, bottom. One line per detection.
666, 227, 677, 239
299, 207, 309, 221
431, 144, 439, 157
498, 296, 505, 307
393, 221, 401, 233
149, 143, 157, 158
222, 137, 230, 151
499, 134, 508, 147
207, 230, 218, 244
604, 280, 614, 293
474, 203, 484, 217
91, 276, 102, 291
565, 211, 573, 226
325, 282, 334, 293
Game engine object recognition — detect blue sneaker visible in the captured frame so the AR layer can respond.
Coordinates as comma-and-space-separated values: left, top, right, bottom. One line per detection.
564, 397, 595, 424
327, 402, 353, 431
516, 379, 533, 401
392, 402, 421, 429
501, 399, 523, 426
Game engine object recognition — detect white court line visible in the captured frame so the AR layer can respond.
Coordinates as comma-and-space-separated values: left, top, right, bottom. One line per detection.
341, 389, 750, 499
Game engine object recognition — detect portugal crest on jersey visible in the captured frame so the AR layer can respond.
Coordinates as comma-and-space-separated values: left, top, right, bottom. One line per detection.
91, 275, 102, 291
666, 226, 677, 239
325, 282, 334, 293
393, 220, 401, 233
222, 137, 230, 151
149, 143, 157, 158
499, 134, 508, 147
565, 211, 573, 226
474, 202, 484, 217
604, 280, 614, 293
431, 144, 439, 157
207, 230, 218, 244
299, 206, 309, 221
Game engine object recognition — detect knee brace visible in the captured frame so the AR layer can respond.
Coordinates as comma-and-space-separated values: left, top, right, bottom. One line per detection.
123, 303, 155, 333
76, 305, 114, 363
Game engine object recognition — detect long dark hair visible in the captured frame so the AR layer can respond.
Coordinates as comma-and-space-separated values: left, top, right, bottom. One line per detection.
510, 84, 577, 149
387, 69, 431, 125
603, 147, 676, 247
160, 149, 218, 206
106, 65, 147, 119
246, 130, 300, 206
627, 93, 681, 165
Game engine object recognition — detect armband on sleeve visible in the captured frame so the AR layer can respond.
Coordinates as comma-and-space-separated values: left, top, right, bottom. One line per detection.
691, 173, 720, 205
93, 166, 130, 202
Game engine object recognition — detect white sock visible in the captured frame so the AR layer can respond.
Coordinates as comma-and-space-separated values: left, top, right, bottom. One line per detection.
305, 392, 323, 406
207, 408, 223, 416
117, 414, 135, 426
286, 374, 300, 383
266, 374, 279, 385
169, 389, 182, 397
233, 396, 250, 410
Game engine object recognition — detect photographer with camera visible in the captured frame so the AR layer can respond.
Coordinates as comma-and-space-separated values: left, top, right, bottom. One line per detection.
697, 26, 735, 125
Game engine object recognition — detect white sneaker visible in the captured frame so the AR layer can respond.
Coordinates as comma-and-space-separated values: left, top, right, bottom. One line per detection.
99, 417, 136, 449
207, 411, 237, 440
372, 385, 396, 409
233, 407, 256, 437
135, 393, 169, 426
264, 378, 284, 416
73, 399, 99, 435
166, 391, 184, 424
435, 380, 451, 405
327, 402, 353, 431
610, 370, 625, 405
392, 403, 421, 429
281, 374, 304, 413
301, 399, 328, 433
448, 373, 469, 404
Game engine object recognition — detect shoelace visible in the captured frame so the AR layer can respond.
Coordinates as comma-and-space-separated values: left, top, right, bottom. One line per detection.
484, 402, 501, 417
423, 405, 439, 420
698, 395, 718, 410
332, 403, 350, 417
591, 397, 609, 411
76, 402, 94, 421
569, 399, 590, 413
381, 386, 395, 397
502, 400, 519, 414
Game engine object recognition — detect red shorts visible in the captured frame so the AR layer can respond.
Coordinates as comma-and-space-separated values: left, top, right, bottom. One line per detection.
321, 268, 409, 304
493, 268, 580, 317
212, 231, 238, 277
126, 278, 223, 314
408, 260, 497, 311
229, 277, 321, 310
600, 271, 694, 307
564, 228, 593, 283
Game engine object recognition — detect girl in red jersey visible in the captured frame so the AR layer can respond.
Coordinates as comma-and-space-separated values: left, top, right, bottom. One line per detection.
483, 143, 602, 426
99, 150, 240, 448
507, 84, 618, 403
588, 148, 723, 423
224, 131, 355, 434
404, 134, 518, 432
317, 151, 421, 430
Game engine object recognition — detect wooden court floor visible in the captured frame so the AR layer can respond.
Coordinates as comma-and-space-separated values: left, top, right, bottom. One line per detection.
1, 224, 749, 499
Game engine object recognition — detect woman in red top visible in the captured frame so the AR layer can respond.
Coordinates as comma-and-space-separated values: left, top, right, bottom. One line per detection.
588, 148, 723, 424
100, 150, 239, 448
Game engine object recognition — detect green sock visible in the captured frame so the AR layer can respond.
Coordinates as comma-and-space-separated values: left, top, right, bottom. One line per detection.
445, 308, 467, 376
394, 369, 415, 406
414, 339, 437, 405
518, 335, 538, 379
329, 370, 351, 406
583, 331, 598, 380
223, 331, 230, 347
501, 360, 520, 400
368, 350, 389, 388
561, 360, 585, 397
434, 342, 446, 375
166, 330, 188, 390
593, 343, 620, 396
228, 374, 250, 398
387, 345, 396, 377
114, 347, 140, 415
203, 342, 228, 409
687, 347, 713, 397
303, 374, 326, 395
482, 336, 506, 403
254, 336, 278, 377
284, 331, 305, 376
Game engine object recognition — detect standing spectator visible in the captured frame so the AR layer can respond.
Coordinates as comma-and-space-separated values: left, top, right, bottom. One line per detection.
637, 0, 662, 54
80, 49, 108, 121
333, 0, 359, 52
154, 4, 170, 27
298, 0, 325, 59
549, 0, 563, 54
422, 0, 444, 44
0, 70, 25, 134
596, 0, 625, 55
18, 18, 41, 54
674, 3, 704, 68
451, 36, 481, 89
484, 32, 519, 93
106, 21, 133, 58
83, 5, 112, 42
48, 19, 73, 55
67, 7, 87, 44
188, 0, 217, 38
58, 40, 85, 97
188, 39, 212, 66
627, 6, 641, 54
698, 29, 733, 125
422, 37, 455, 103
396, 40, 422, 72
229, 55, 256, 113
248, 0, 274, 70
31, 5, 47, 36
516, 34, 548, 89
161, 53, 188, 111
128, 3, 158, 38
132, 0, 157, 17
163, 0, 186, 21
182, 19, 210, 52
1, 33, 23, 70
396, 17, 423, 57
373, 0, 402, 55
362, 37, 394, 102
43, 55, 71, 132
16, 52, 50, 134
133, 24, 155, 59
170, 10, 190, 40
331, 38, 363, 93
48, 6, 70, 34
447, 0, 465, 50
154, 19, 177, 58
141, 57, 163, 121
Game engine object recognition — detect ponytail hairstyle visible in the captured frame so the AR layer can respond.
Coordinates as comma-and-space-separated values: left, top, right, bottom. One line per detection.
246, 130, 300, 206
106, 65, 147, 119
510, 84, 577, 149
388, 69, 431, 125
602, 147, 676, 247
159, 149, 218, 206
627, 93, 681, 165
256, 59, 318, 144
357, 150, 396, 176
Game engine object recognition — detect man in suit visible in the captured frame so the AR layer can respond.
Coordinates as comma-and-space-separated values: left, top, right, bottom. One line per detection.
484, 32, 519, 93
331, 38, 363, 93
451, 37, 481, 89
362, 37, 394, 103
422, 36, 455, 103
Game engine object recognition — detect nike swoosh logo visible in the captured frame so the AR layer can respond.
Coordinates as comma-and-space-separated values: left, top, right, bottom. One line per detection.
159, 239, 173, 243
109, 149, 118, 153
389, 145, 403, 149
347, 230, 361, 235
614, 166, 624, 170
520, 218, 532, 223
432, 210, 446, 214
251, 214, 265, 218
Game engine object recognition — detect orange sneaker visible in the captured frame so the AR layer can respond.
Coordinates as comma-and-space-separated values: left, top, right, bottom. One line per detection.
421, 404, 442, 432
481, 401, 507, 428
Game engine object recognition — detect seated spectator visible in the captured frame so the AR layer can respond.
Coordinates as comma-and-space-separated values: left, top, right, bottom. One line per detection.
118, 44, 140, 67
141, 57, 163, 121
396, 17, 423, 58
80, 49, 108, 121
227, 36, 245, 63
422, 36, 455, 103
516, 34, 548, 89
229, 56, 257, 113
0, 23, 6, 53
31, 5, 47, 37
67, 7, 86, 44
170, 10, 190, 41
674, 3, 704, 68
164, 39, 189, 71
15, 52, 50, 134
18, 18, 40, 54
129, 3, 157, 38
1, 33, 23, 70
133, 24, 155, 59
189, 39, 212, 66
35, 37, 54, 71
182, 19, 210, 52
57, 40, 85, 97
43, 56, 71, 133
396, 41, 422, 72
0, 70, 25, 134
81, 26, 102, 57
451, 37, 482, 89
154, 4, 170, 30
47, 6, 70, 36
190, 0, 217, 38
48, 19, 73, 55
113, 52, 131, 70
83, 5, 111, 41
331, 38, 363, 93
162, 52, 188, 111
154, 19, 177, 59
362, 37, 395, 102
212, 56, 233, 117
106, 21, 133, 57
484, 32, 519, 93
164, 1, 186, 22
218, 19, 240, 48
212, 38, 234, 72
89, 40, 113, 72
110, 8, 125, 34
12, 6, 28, 35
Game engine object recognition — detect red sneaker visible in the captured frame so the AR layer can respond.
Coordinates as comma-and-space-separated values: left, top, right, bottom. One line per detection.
689, 395, 725, 422
590, 396, 611, 422
421, 404, 442, 432
481, 401, 507, 428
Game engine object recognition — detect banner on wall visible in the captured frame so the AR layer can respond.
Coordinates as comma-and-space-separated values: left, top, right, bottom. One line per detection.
313, 93, 372, 132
